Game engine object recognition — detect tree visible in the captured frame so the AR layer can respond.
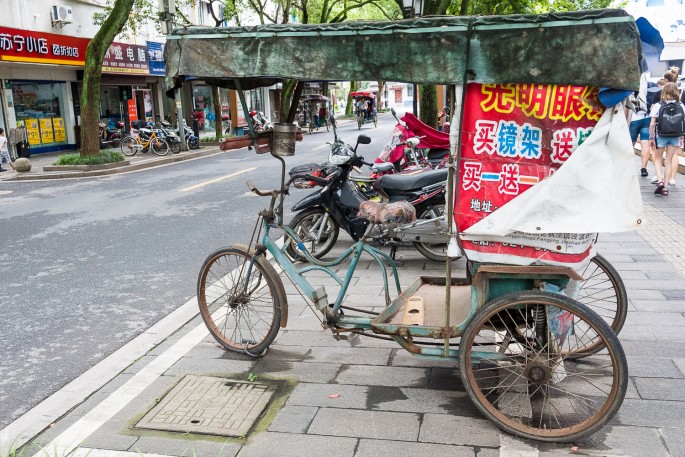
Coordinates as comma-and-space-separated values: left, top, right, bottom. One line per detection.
81, 0, 135, 156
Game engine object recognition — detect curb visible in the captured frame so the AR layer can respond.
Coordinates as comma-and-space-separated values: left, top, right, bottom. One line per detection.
4, 147, 223, 181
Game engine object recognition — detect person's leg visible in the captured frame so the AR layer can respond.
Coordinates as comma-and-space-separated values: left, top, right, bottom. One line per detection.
669, 151, 679, 184
663, 145, 676, 195
638, 120, 651, 176
653, 146, 665, 184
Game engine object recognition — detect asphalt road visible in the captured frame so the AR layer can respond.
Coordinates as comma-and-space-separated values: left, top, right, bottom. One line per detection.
0, 113, 399, 429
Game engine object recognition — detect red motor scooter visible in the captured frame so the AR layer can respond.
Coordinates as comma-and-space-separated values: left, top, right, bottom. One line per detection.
369, 108, 450, 178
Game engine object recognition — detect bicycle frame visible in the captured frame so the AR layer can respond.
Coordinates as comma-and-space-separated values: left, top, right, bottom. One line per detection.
245, 154, 401, 331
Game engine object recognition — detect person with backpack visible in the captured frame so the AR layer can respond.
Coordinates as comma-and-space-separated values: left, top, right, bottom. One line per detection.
649, 82, 685, 196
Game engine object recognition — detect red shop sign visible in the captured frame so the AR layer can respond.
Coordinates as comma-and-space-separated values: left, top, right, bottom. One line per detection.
0, 26, 89, 66
102, 42, 149, 75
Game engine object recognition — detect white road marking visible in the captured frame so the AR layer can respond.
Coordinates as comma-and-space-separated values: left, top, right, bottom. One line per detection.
178, 167, 257, 192
30, 315, 211, 457
312, 144, 329, 150
0, 298, 201, 456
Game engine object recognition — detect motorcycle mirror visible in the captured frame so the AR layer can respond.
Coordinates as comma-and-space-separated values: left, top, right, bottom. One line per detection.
391, 108, 400, 123
356, 135, 371, 145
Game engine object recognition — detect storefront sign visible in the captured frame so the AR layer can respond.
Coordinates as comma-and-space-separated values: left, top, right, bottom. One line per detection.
0, 26, 89, 66
102, 42, 149, 75
39, 118, 54, 143
127, 99, 138, 122
455, 83, 604, 266
147, 41, 165, 76
24, 119, 41, 145
53, 118, 66, 142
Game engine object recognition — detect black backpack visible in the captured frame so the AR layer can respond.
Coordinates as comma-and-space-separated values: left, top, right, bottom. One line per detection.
657, 102, 685, 137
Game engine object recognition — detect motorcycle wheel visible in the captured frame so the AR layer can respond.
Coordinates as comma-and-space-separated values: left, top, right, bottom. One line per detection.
357, 118, 362, 130
285, 208, 340, 262
413, 204, 459, 262
190, 137, 200, 149
171, 141, 182, 154
373, 115, 378, 128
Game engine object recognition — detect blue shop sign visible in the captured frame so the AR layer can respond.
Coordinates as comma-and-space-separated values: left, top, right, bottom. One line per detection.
147, 41, 165, 76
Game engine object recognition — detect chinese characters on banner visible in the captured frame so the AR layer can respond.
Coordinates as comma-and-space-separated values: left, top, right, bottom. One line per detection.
456, 83, 604, 266
0, 26, 89, 65
102, 42, 149, 74
146, 41, 165, 76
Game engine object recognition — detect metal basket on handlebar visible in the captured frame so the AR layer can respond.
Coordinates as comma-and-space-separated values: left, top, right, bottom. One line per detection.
288, 163, 325, 189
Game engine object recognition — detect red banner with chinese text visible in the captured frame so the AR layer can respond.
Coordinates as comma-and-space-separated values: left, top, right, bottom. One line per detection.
0, 26, 89, 66
455, 83, 605, 266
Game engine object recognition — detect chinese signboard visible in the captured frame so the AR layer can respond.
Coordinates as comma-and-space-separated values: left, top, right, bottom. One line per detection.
456, 83, 605, 266
102, 42, 149, 74
147, 41, 165, 76
0, 26, 89, 66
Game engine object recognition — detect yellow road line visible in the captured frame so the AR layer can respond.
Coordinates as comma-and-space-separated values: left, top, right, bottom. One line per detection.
179, 167, 257, 192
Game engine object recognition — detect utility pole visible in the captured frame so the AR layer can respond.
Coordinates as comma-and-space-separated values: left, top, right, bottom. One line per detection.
158, 0, 188, 150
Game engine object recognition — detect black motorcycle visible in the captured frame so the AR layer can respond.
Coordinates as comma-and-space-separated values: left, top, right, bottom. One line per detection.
285, 116, 452, 262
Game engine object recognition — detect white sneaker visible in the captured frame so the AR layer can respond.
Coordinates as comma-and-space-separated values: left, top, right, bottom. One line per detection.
669, 179, 676, 186
651, 176, 659, 183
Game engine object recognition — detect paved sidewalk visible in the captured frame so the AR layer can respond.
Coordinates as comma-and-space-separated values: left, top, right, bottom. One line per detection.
0, 145, 223, 181
2, 157, 685, 457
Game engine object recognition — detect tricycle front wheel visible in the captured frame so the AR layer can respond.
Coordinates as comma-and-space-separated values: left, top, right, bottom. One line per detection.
563, 254, 627, 359
458, 290, 627, 442
197, 247, 285, 356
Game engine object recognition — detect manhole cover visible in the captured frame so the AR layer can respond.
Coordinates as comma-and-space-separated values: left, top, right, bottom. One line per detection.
135, 375, 274, 437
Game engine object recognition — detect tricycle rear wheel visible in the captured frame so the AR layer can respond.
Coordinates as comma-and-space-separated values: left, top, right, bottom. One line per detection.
458, 290, 627, 442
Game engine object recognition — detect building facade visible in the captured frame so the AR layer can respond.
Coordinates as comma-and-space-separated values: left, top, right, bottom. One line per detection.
0, 0, 167, 154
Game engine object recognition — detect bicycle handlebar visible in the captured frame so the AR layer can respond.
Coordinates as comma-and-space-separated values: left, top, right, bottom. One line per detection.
247, 181, 280, 197
247, 173, 327, 197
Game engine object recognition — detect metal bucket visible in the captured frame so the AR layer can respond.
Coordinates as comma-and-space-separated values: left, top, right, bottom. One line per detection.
271, 123, 297, 156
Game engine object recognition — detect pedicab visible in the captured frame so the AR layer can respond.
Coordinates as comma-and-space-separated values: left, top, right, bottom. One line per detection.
297, 94, 330, 134
351, 91, 378, 129
165, 9, 643, 442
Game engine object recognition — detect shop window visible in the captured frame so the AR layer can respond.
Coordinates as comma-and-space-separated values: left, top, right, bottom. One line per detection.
101, 86, 124, 129
12, 81, 67, 146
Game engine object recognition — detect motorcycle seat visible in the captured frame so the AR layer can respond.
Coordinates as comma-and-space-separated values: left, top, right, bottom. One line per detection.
376, 168, 448, 192
371, 162, 395, 173
427, 148, 449, 161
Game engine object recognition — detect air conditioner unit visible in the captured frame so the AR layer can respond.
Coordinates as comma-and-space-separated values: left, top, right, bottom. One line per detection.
51, 5, 73, 24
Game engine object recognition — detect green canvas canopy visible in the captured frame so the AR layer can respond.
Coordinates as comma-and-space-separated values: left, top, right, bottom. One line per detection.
164, 9, 642, 96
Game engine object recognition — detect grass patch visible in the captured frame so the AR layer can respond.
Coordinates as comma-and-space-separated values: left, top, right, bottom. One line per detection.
200, 135, 226, 142
53, 151, 125, 166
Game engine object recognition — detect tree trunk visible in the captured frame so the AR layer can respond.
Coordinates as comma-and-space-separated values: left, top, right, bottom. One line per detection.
212, 86, 222, 139
345, 81, 359, 117
80, 0, 135, 156
419, 84, 438, 128
287, 80, 305, 123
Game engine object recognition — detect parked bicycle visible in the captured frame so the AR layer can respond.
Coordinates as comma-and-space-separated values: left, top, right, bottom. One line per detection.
120, 121, 170, 156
